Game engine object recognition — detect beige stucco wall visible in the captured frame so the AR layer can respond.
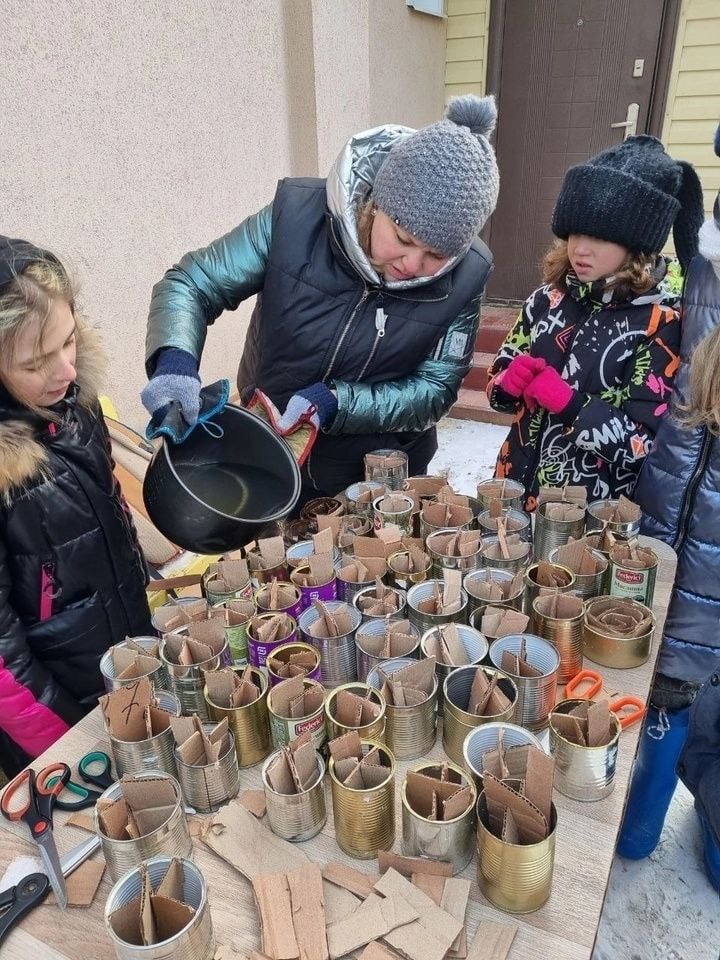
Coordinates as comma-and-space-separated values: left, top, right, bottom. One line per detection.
2, 0, 445, 429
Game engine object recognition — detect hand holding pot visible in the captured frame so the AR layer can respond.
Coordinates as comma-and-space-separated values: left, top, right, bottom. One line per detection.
141, 347, 201, 432
277, 383, 338, 432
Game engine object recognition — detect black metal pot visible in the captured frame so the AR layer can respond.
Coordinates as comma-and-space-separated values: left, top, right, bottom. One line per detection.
143, 404, 301, 554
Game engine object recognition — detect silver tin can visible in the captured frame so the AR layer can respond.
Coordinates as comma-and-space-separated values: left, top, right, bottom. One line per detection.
367, 657, 438, 760
105, 856, 214, 960
286, 540, 341, 570
401, 761, 477, 874
173, 726, 241, 814
462, 721, 544, 789
335, 564, 386, 605
477, 507, 532, 543
420, 624, 488, 716
406, 580, 468, 634
107, 692, 181, 780
261, 750, 327, 842
533, 500, 586, 562
364, 448, 409, 490
95, 773, 192, 883
463, 568, 525, 614
586, 499, 642, 537
353, 584, 408, 624
443, 665, 518, 766
354, 619, 421, 682
267, 677, 327, 751
478, 536, 532, 574
345, 481, 388, 517
468, 603, 523, 642
426, 528, 483, 578
476, 478, 525, 512
160, 636, 231, 719
549, 698, 622, 801
373, 494, 415, 536
299, 601, 363, 688
100, 638, 169, 694
488, 634, 560, 730
548, 546, 608, 600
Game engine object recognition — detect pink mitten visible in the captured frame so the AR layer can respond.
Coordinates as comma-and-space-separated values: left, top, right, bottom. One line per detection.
523, 367, 575, 414
496, 354, 546, 397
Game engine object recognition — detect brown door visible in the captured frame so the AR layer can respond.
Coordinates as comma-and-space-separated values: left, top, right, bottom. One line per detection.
486, 0, 678, 300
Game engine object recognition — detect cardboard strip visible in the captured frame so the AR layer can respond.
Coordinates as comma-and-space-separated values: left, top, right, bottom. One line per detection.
323, 862, 379, 899
286, 865, 329, 960
375, 869, 463, 960
252, 872, 299, 960
377, 851, 453, 878
326, 890, 419, 958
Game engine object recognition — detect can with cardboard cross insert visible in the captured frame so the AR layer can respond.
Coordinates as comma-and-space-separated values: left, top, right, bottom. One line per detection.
324, 682, 387, 743
386, 546, 431, 592
100, 636, 169, 694
160, 618, 232, 718
255, 580, 303, 621
364, 448, 409, 490
267, 676, 327, 751
262, 742, 327, 842
354, 618, 420, 682
533, 498, 586, 562
266, 641, 322, 687
290, 556, 338, 610
549, 698, 622, 801
246, 536, 289, 588
476, 477, 525, 512
328, 737, 396, 859
246, 612, 298, 673
335, 554, 388, 604
210, 599, 255, 667
203, 666, 272, 768
373, 493, 415, 537
419, 622, 488, 717
443, 665, 518, 766
367, 656, 438, 759
607, 542, 658, 607
202, 558, 254, 606
463, 568, 525, 615
401, 761, 477, 874
172, 719, 241, 814
101, 681, 181, 780
299, 600, 363, 687
488, 635, 561, 731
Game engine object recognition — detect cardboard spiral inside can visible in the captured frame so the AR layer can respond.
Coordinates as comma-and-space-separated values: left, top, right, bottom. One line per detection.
582, 596, 655, 669
329, 739, 396, 859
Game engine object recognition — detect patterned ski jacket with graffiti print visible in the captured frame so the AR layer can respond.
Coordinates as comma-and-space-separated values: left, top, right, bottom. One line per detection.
488, 264, 682, 511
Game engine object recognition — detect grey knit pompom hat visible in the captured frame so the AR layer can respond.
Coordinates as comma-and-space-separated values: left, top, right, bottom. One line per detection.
371, 94, 500, 259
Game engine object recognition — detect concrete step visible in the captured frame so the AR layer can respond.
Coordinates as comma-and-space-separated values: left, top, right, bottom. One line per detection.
449, 388, 513, 426
463, 351, 494, 392
476, 304, 516, 355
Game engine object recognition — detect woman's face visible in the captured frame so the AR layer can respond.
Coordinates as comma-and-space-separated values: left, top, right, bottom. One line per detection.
567, 234, 629, 282
4, 298, 77, 406
370, 210, 450, 281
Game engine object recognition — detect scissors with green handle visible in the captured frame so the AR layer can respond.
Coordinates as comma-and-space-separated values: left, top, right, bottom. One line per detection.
46, 751, 115, 811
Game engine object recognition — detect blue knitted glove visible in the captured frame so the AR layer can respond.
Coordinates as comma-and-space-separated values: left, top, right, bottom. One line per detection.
276, 383, 338, 432
141, 348, 201, 426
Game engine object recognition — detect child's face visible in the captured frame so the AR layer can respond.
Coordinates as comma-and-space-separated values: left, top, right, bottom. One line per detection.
567, 235, 628, 282
4, 298, 77, 406
370, 210, 449, 281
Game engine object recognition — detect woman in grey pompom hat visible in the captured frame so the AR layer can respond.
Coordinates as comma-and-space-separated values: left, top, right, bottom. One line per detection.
144, 96, 500, 507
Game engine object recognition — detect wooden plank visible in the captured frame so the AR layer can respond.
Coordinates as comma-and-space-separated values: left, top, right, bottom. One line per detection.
446, 13, 485, 39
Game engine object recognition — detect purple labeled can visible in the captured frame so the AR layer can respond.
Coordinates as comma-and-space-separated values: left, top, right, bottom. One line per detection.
291, 562, 338, 611
255, 582, 303, 621
246, 613, 298, 672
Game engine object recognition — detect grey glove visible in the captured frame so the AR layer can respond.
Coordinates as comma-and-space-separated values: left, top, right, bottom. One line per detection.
141, 347, 201, 426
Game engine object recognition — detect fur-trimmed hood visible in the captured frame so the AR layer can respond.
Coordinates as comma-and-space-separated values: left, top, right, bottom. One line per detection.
0, 322, 107, 496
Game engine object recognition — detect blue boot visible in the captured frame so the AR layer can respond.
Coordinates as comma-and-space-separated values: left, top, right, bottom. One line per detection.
617, 704, 691, 859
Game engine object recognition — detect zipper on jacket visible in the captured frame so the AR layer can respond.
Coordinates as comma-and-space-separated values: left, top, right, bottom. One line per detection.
672, 428, 713, 553
324, 287, 369, 382
356, 307, 388, 381
39, 562, 56, 622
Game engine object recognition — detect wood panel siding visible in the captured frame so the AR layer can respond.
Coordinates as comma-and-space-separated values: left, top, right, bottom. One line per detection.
445, 0, 490, 99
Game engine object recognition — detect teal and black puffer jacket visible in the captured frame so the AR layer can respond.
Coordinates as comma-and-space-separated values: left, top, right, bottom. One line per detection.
146, 125, 492, 495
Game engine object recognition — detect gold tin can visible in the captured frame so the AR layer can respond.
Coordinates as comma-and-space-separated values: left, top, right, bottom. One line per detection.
386, 550, 432, 591
476, 791, 557, 913
442, 665, 518, 766
204, 666, 272, 767
266, 641, 322, 687
267, 677, 327, 751
324, 683, 387, 743
531, 593, 585, 684
549, 698, 622, 801
329, 739, 396, 859
582, 596, 655, 669
522, 562, 576, 614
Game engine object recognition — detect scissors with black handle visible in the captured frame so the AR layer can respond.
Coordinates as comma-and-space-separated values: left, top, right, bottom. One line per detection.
0, 873, 50, 945
46, 750, 115, 811
0, 764, 70, 910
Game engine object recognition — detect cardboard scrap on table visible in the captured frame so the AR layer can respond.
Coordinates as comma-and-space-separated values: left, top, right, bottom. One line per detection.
47, 860, 106, 906
239, 789, 267, 818
377, 852, 453, 879
322, 863, 379, 899
359, 943, 403, 960
410, 875, 471, 958
67, 810, 96, 833
326, 889, 418, 958
269, 674, 323, 721
551, 698, 615, 747
99, 677, 175, 743
107, 858, 196, 947
355, 578, 403, 616
205, 665, 261, 708
376, 868, 463, 960
465, 920, 517, 960
356, 619, 417, 659
253, 864, 329, 960
377, 657, 436, 708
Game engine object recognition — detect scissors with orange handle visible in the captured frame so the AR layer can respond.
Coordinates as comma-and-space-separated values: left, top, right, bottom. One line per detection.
0, 763, 71, 910
565, 669, 646, 730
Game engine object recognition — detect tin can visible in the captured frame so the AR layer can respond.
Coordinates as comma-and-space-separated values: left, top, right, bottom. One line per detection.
266, 641, 322, 687
324, 683, 387, 743
246, 613, 298, 672
151, 597, 207, 635
107, 692, 181, 779
338, 517, 373, 556
420, 624, 488, 716
255, 582, 303, 620
531, 593, 585, 684
298, 601, 362, 688
462, 721, 544, 789
267, 677, 327, 750
608, 546, 658, 607
354, 619, 421, 681
100, 637, 169, 694
211, 600, 255, 667
548, 546, 608, 601
586, 498, 641, 538
468, 603, 523, 642
204, 666, 272, 768
401, 761, 477, 874
464, 568, 524, 614
476, 478, 525, 512
372, 494, 414, 536
549, 698, 622, 801
477, 507, 532, 543
352, 584, 407, 624
345, 481, 388, 517
478, 536, 532, 574
246, 553, 290, 590
522, 562, 576, 614
105, 856, 214, 960
533, 500, 586, 561
418, 509, 472, 541
582, 596, 655, 669
95, 774, 192, 883
202, 569, 254, 607
406, 580, 468, 634
426, 528, 483, 578
329, 739, 395, 859
476, 791, 557, 913
488, 634, 560, 731
290, 562, 338, 609
364, 448, 409, 490
335, 564, 386, 605
443, 666, 518, 766
300, 496, 345, 527
173, 726, 241, 814
367, 658, 437, 760
261, 750, 327, 842
160, 635, 231, 719
386, 549, 431, 592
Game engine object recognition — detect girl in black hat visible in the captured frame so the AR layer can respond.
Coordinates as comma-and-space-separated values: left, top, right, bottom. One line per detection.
488, 135, 704, 510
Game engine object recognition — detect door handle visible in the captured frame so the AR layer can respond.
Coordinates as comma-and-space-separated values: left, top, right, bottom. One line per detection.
610, 103, 639, 140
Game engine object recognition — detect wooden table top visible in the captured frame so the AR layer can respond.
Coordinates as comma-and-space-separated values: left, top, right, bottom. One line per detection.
0, 536, 676, 960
